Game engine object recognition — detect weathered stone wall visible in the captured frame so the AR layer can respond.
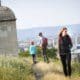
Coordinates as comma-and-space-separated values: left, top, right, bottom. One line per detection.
0, 21, 18, 55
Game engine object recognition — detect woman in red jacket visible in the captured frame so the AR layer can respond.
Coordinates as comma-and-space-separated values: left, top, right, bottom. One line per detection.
58, 27, 73, 77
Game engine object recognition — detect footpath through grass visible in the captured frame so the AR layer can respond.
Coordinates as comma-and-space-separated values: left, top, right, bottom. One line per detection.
0, 55, 80, 80
33, 60, 80, 80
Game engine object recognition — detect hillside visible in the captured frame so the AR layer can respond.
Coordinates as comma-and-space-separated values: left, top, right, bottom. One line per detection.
17, 24, 80, 41
0, 56, 80, 80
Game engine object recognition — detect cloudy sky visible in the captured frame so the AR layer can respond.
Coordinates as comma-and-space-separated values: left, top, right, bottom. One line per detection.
2, 0, 80, 29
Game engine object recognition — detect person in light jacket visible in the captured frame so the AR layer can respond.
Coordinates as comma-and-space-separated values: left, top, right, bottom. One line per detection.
29, 41, 37, 64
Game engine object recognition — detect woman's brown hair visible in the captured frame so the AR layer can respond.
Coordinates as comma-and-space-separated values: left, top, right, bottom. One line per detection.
59, 27, 67, 37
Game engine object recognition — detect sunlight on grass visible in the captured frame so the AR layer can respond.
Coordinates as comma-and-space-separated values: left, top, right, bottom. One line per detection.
33, 61, 80, 80
0, 55, 80, 80
43, 73, 67, 80
0, 55, 35, 80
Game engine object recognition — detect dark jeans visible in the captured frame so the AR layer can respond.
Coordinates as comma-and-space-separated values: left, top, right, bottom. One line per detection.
42, 47, 49, 63
60, 53, 71, 76
32, 54, 36, 64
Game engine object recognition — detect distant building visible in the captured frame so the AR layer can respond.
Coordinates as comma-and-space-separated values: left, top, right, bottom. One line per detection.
0, 5, 18, 55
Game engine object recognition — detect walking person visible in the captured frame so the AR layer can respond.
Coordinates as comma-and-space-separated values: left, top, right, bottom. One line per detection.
39, 32, 49, 63
58, 27, 73, 77
29, 41, 37, 64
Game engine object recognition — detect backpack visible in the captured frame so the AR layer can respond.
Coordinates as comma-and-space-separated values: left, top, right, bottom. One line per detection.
42, 37, 48, 47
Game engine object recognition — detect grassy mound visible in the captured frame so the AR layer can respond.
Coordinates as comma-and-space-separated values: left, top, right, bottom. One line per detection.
0, 56, 35, 80
0, 55, 80, 80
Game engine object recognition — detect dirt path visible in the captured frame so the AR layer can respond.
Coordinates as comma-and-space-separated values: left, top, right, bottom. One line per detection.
32, 62, 80, 80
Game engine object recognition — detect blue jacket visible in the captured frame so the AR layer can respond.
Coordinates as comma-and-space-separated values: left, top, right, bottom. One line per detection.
29, 45, 37, 55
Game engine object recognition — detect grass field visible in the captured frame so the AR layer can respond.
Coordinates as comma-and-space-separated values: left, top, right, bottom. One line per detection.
0, 55, 80, 80
0, 55, 35, 80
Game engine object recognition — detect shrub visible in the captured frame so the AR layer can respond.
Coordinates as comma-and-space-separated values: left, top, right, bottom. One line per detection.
36, 46, 42, 57
19, 50, 30, 57
19, 46, 57, 59
47, 48, 57, 59
36, 47, 57, 59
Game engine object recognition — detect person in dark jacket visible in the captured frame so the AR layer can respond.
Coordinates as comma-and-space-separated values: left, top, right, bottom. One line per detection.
39, 32, 49, 63
58, 27, 73, 77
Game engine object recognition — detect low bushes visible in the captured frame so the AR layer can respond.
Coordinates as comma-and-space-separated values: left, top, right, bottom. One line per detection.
19, 46, 57, 59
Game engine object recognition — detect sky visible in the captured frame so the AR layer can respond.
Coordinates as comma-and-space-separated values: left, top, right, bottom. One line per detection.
2, 0, 80, 29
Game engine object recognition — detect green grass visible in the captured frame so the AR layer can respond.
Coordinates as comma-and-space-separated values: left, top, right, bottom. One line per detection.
72, 62, 80, 77
0, 55, 35, 80
0, 55, 80, 80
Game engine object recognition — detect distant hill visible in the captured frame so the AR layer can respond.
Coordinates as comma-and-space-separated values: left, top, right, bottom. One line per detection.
17, 24, 80, 41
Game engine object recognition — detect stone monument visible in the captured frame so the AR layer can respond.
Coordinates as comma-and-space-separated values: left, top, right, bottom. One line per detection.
0, 1, 18, 55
